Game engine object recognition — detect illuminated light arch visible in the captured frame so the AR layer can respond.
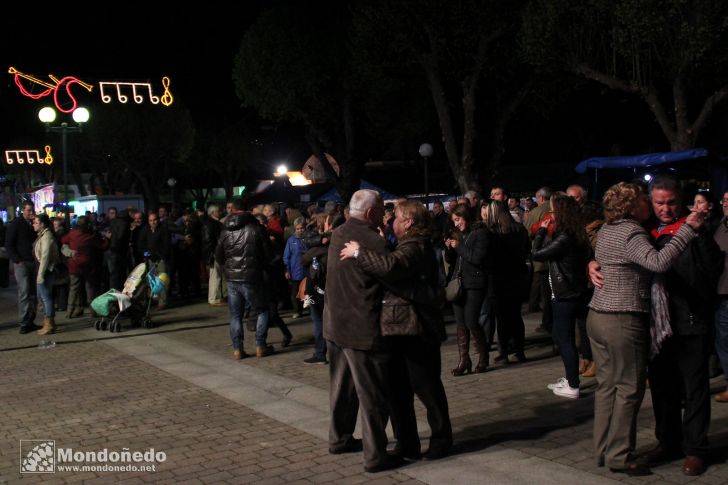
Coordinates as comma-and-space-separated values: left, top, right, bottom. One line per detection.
8, 67, 93, 113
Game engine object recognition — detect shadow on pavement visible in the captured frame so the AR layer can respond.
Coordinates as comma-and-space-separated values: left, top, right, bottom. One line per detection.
451, 392, 595, 455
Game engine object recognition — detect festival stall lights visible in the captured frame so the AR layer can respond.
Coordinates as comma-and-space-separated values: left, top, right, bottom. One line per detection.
5, 145, 53, 165
8, 67, 174, 111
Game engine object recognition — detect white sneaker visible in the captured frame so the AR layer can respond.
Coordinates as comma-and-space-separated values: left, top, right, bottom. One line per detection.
302, 296, 314, 309
547, 377, 568, 390
553, 384, 580, 399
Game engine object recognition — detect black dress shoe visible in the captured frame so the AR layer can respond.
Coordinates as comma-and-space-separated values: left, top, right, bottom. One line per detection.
423, 445, 451, 460
642, 444, 682, 465
364, 454, 404, 473
609, 462, 651, 476
393, 444, 421, 461
329, 438, 363, 455
19, 324, 40, 334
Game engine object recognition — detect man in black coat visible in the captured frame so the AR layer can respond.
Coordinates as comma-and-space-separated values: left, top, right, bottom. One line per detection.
5, 201, 38, 333
323, 189, 402, 473
215, 199, 274, 359
643, 176, 723, 476
105, 207, 131, 290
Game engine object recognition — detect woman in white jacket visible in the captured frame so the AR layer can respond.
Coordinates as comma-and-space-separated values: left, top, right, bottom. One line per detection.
33, 214, 60, 335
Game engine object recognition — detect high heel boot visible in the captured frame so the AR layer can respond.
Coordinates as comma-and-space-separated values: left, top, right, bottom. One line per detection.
470, 325, 489, 373
451, 326, 472, 376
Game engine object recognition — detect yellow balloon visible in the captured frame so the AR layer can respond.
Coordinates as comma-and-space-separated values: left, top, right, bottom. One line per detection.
157, 273, 170, 287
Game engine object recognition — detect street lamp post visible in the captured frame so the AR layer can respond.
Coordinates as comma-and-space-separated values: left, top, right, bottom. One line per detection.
418, 143, 433, 208
167, 178, 177, 206
38, 106, 89, 224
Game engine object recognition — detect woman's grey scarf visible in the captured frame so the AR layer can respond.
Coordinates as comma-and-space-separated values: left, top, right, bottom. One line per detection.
650, 274, 672, 359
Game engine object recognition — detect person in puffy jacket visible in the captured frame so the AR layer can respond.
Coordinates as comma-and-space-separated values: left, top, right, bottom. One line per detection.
215, 200, 274, 359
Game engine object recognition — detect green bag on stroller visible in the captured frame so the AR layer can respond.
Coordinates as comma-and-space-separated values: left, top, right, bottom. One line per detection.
91, 289, 122, 317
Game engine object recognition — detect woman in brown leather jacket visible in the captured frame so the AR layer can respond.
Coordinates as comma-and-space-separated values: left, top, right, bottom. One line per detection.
340, 200, 452, 461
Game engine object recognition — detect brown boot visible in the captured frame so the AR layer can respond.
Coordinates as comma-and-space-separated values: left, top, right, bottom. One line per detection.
37, 317, 56, 336
582, 361, 596, 377
451, 326, 472, 376
256, 345, 275, 358
470, 325, 489, 373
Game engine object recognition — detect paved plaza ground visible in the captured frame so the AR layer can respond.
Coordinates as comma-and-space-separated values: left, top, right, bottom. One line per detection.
3, 282, 728, 484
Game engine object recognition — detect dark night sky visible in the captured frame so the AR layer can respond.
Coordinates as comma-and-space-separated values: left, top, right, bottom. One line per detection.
3, 7, 725, 196
0, 8, 258, 149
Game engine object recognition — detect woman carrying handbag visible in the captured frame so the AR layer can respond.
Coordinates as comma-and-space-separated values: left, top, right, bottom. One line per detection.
444, 204, 490, 375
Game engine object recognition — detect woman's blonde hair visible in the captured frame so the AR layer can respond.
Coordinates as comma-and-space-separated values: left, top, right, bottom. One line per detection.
396, 200, 430, 240
602, 182, 644, 223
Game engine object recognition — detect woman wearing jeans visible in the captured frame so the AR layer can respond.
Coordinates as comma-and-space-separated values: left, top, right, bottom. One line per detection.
532, 194, 590, 399
33, 214, 60, 336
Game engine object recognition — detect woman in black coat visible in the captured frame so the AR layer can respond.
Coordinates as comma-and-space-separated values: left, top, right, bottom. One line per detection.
445, 204, 490, 375
532, 194, 590, 399
481, 200, 531, 363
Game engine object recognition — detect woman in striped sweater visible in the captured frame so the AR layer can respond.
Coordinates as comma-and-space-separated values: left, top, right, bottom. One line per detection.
587, 182, 703, 476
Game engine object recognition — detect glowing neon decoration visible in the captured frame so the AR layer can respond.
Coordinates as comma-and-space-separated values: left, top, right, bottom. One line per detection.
160, 77, 173, 106
98, 76, 174, 106
8, 67, 93, 114
5, 146, 54, 165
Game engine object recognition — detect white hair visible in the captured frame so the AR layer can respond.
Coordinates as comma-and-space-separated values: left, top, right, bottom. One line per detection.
348, 189, 382, 218
207, 204, 220, 216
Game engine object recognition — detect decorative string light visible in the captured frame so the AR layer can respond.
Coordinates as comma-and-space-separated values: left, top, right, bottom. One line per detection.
9, 67, 174, 109
98, 76, 173, 106
9, 67, 93, 113
5, 145, 54, 165
160, 77, 173, 106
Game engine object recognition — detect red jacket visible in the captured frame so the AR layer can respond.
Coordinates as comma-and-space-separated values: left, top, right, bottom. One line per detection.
61, 229, 108, 275
648, 216, 686, 240
530, 212, 555, 238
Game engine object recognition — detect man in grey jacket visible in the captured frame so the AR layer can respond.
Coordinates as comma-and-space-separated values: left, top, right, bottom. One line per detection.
323, 189, 402, 473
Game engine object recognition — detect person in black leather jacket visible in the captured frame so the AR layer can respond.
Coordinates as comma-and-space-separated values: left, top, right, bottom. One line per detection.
445, 204, 490, 375
215, 201, 274, 359
533, 194, 590, 399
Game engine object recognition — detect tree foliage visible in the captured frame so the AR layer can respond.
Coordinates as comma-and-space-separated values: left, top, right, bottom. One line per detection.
233, 3, 365, 202
83, 103, 195, 209
522, 0, 728, 151
351, 0, 531, 192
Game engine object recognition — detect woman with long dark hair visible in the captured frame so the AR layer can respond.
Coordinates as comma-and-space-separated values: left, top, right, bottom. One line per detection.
445, 204, 490, 375
481, 200, 530, 363
532, 194, 590, 398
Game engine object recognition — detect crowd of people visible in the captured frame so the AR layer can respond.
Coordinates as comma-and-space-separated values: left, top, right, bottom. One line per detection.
3, 173, 728, 476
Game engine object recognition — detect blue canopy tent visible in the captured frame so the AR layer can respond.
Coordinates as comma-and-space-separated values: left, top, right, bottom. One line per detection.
575, 149, 709, 173
574, 149, 727, 198
318, 180, 399, 202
